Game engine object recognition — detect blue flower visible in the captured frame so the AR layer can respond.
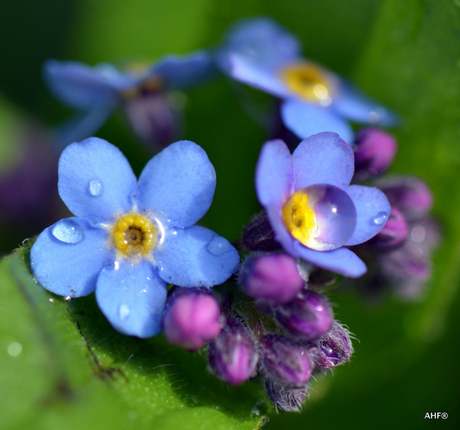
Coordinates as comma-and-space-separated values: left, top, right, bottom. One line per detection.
44, 51, 217, 148
31, 137, 240, 338
255, 132, 391, 277
216, 18, 398, 144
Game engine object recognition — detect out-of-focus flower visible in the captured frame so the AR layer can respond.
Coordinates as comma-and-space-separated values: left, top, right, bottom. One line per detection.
208, 318, 259, 385
31, 137, 239, 338
355, 176, 440, 300
162, 287, 224, 351
44, 51, 217, 149
255, 132, 391, 277
216, 18, 398, 143
353, 128, 397, 181
0, 122, 67, 252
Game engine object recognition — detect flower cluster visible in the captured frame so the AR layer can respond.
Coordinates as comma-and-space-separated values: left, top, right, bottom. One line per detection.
22, 16, 439, 413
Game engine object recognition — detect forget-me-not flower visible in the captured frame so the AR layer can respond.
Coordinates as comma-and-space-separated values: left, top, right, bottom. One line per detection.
256, 132, 391, 277
31, 137, 240, 338
44, 51, 216, 148
216, 18, 398, 144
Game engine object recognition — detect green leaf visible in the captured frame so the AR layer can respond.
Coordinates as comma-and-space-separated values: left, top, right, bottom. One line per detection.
0, 245, 269, 430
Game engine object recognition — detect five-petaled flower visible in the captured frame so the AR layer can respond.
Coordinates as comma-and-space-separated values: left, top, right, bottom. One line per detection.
256, 132, 391, 277
216, 18, 398, 143
31, 138, 240, 338
44, 51, 216, 148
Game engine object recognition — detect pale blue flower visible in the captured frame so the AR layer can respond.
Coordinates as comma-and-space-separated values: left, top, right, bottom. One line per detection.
217, 18, 398, 143
31, 137, 239, 338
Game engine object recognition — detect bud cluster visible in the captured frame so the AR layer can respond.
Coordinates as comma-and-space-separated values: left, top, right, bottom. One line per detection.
350, 129, 440, 300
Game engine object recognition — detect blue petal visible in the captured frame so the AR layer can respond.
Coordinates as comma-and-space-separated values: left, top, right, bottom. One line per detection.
281, 99, 354, 144
217, 17, 301, 71
58, 138, 137, 224
31, 217, 113, 297
54, 100, 117, 149
96, 261, 167, 338
155, 226, 240, 287
44, 60, 133, 110
345, 185, 392, 246
292, 242, 367, 278
255, 139, 293, 206
333, 80, 399, 126
137, 140, 216, 227
291, 132, 354, 190
152, 50, 218, 90
222, 55, 293, 99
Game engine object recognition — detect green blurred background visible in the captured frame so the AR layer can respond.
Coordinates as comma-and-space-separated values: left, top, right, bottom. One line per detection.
1, 0, 459, 429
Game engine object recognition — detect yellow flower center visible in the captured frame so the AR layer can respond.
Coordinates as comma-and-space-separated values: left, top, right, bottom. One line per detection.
112, 213, 157, 256
281, 62, 332, 103
282, 190, 317, 246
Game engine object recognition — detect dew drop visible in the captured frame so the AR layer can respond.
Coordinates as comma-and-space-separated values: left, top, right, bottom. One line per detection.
286, 184, 357, 251
206, 235, 231, 256
119, 304, 130, 320
373, 211, 389, 225
52, 219, 84, 244
89, 179, 103, 196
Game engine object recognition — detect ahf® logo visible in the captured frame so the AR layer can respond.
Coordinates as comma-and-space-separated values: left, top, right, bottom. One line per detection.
424, 412, 448, 419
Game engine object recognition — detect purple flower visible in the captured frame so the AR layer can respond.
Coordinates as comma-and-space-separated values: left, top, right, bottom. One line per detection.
255, 132, 391, 277
44, 51, 216, 148
216, 18, 398, 143
31, 137, 239, 338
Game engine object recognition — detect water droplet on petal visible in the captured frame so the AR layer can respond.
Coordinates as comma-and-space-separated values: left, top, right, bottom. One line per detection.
283, 184, 357, 251
52, 219, 84, 244
373, 211, 389, 225
119, 304, 130, 320
89, 179, 103, 196
206, 235, 231, 256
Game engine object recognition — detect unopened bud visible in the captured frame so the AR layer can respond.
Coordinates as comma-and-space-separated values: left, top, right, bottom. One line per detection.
239, 253, 305, 304
163, 288, 223, 351
265, 378, 308, 412
370, 207, 409, 249
208, 319, 259, 385
353, 128, 397, 181
376, 176, 433, 221
314, 322, 353, 369
276, 290, 334, 341
242, 211, 281, 252
259, 334, 313, 387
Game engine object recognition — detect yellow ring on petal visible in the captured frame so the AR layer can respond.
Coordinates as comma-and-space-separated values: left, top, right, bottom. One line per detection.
112, 213, 158, 256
